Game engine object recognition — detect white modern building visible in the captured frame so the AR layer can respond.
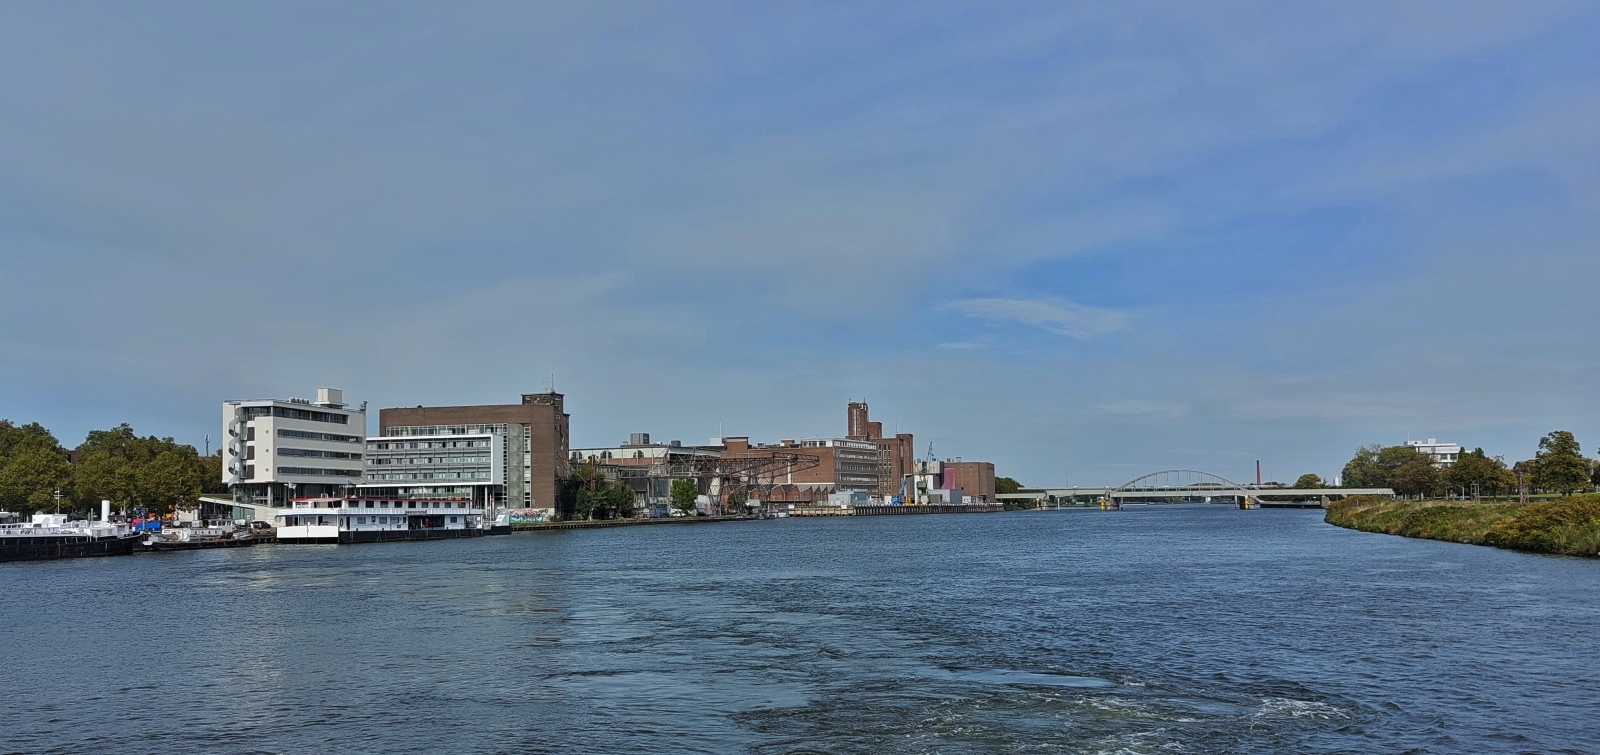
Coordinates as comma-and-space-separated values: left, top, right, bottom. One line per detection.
1406, 438, 1462, 467
361, 432, 506, 509
221, 388, 367, 510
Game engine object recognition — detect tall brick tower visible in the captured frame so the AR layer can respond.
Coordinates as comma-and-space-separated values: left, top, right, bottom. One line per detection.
847, 401, 870, 440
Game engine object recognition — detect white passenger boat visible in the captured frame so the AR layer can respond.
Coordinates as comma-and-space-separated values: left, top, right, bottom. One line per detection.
276, 496, 506, 544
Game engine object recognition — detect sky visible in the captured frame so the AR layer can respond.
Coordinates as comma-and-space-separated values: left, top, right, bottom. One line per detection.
2, 1, 1598, 486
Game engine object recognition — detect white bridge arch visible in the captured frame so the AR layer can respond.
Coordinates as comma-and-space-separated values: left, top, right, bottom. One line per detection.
1107, 470, 1260, 509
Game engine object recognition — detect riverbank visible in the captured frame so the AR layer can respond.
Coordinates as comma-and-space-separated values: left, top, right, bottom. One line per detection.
1325, 494, 1600, 558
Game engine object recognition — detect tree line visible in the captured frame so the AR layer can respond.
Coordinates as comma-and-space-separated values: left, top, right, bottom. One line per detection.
0, 420, 226, 518
1336, 431, 1596, 498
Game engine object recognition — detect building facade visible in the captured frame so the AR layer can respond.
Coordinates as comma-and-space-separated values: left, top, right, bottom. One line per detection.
362, 432, 506, 508
222, 388, 367, 508
379, 393, 570, 512
720, 436, 880, 494
844, 401, 914, 499
1406, 438, 1462, 467
943, 460, 997, 502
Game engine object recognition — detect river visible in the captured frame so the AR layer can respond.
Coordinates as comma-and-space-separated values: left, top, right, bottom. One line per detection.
2, 506, 1596, 754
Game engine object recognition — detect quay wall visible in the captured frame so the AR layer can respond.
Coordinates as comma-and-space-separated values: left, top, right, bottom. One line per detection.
853, 503, 1004, 516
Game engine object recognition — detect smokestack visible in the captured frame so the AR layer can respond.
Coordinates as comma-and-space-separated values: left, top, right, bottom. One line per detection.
1256, 461, 1261, 485
101, 500, 111, 522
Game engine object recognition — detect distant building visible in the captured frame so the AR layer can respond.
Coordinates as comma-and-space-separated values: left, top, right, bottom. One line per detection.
379, 393, 570, 512
570, 433, 721, 470
844, 401, 915, 500
720, 436, 880, 494
570, 435, 723, 515
222, 388, 367, 508
944, 460, 997, 502
1406, 438, 1462, 467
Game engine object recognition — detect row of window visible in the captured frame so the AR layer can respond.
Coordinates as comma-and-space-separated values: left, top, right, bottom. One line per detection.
352, 516, 462, 525
368, 455, 489, 465
351, 500, 471, 509
279, 428, 362, 443
365, 471, 491, 481
243, 406, 350, 424
384, 424, 507, 436
371, 439, 489, 450
279, 448, 363, 460
276, 467, 364, 477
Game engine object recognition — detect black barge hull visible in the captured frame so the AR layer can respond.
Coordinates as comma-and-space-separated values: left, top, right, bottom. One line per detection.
279, 527, 506, 545
1, 536, 140, 563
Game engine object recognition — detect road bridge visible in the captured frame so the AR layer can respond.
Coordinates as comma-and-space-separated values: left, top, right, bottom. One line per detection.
997, 470, 1393, 510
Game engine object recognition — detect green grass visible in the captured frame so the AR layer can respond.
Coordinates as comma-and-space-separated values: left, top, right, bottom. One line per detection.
1325, 494, 1600, 558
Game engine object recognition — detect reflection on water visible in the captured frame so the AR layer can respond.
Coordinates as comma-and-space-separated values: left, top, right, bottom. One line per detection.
2, 506, 1597, 754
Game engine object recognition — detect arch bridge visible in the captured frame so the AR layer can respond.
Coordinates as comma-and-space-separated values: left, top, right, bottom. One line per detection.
1106, 470, 1262, 509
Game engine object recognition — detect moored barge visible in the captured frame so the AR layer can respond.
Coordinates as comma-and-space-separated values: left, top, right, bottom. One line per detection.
0, 503, 141, 563
275, 495, 508, 544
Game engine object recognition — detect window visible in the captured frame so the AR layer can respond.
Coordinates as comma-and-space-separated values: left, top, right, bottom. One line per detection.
357, 517, 366, 524
449, 516, 458, 523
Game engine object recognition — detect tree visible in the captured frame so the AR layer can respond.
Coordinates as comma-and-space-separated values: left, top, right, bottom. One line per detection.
197, 451, 230, 495
137, 449, 201, 516
1341, 444, 1433, 489
1444, 448, 1509, 498
995, 477, 1022, 495
0, 421, 70, 514
0, 443, 72, 514
1532, 431, 1591, 495
1292, 474, 1324, 489
1341, 446, 1384, 487
607, 482, 637, 519
0, 420, 60, 460
670, 479, 699, 516
1391, 458, 1441, 498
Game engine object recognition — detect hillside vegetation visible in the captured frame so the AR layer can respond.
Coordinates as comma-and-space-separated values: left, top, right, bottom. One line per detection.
1325, 494, 1600, 558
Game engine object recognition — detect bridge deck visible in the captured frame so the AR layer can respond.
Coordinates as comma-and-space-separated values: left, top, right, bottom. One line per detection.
998, 487, 1393, 500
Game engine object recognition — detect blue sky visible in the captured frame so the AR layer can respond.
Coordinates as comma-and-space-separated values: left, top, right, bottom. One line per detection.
2, 2, 1597, 485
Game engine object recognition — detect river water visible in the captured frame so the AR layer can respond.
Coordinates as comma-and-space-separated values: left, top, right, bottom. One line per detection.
2, 507, 1597, 754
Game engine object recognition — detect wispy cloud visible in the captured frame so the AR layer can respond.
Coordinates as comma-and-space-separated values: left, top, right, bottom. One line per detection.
945, 297, 1128, 339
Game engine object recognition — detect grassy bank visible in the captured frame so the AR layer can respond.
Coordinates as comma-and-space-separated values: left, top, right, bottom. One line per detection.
1325, 494, 1600, 558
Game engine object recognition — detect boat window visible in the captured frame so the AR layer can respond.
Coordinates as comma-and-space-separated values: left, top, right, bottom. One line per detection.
450, 516, 458, 523
365, 501, 374, 508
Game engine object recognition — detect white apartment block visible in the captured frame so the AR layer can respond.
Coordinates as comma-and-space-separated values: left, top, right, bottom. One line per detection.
223, 388, 367, 507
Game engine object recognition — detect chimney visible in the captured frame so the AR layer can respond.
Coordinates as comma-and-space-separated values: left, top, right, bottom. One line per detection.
101, 500, 111, 522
